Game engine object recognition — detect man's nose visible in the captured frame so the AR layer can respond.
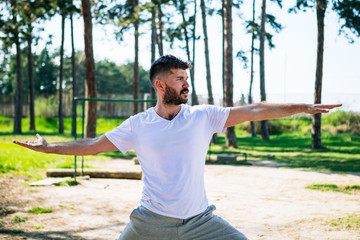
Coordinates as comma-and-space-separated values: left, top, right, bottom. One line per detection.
183, 80, 190, 88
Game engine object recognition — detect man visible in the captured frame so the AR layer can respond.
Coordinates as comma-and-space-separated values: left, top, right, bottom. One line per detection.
14, 55, 341, 239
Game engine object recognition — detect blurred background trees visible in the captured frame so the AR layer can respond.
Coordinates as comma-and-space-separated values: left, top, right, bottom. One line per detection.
0, 0, 359, 149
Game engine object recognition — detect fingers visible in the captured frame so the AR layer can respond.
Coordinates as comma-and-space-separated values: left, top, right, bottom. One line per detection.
319, 104, 342, 109
12, 134, 42, 147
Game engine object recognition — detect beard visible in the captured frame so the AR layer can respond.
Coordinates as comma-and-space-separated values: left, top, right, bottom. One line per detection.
163, 83, 189, 105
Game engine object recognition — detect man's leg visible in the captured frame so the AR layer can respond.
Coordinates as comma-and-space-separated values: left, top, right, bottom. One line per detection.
178, 205, 248, 240
118, 206, 180, 240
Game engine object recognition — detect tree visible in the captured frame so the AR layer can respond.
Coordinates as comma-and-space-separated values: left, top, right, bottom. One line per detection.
58, 1, 66, 134
200, 0, 218, 143
200, 0, 214, 106
34, 46, 58, 97
179, 0, 199, 105
150, 1, 157, 102
248, 0, 257, 137
168, 0, 199, 105
290, 0, 326, 149
133, 0, 140, 114
0, 0, 23, 133
11, 0, 23, 134
20, 0, 54, 131
259, 0, 269, 141
258, 0, 283, 141
312, 0, 327, 149
156, 1, 164, 56
223, 0, 237, 148
70, 0, 79, 136
81, 0, 97, 138
105, 1, 144, 115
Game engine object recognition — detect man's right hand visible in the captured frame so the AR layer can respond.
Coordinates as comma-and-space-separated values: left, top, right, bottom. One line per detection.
13, 134, 49, 153
13, 134, 118, 156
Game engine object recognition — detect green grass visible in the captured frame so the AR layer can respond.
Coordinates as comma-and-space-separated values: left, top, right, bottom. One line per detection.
32, 225, 44, 229
54, 179, 79, 186
1, 114, 360, 179
12, 216, 28, 223
330, 214, 360, 229
27, 207, 53, 214
0, 134, 119, 179
305, 184, 360, 194
209, 132, 360, 172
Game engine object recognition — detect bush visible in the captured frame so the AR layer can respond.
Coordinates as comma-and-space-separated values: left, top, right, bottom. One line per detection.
323, 111, 359, 127
237, 119, 311, 135
323, 111, 360, 135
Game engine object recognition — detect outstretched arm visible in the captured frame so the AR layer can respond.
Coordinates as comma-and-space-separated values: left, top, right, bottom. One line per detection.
224, 102, 342, 128
12, 134, 118, 156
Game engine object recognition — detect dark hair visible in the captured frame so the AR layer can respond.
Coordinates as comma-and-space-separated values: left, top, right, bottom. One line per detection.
149, 55, 191, 87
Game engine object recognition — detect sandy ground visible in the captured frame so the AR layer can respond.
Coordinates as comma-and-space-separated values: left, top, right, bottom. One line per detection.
1, 159, 359, 240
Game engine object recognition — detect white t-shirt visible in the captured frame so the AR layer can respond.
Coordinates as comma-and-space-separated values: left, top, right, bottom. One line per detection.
105, 104, 230, 219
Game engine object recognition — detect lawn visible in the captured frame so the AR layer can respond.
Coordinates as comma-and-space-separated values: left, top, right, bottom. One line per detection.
1, 114, 359, 179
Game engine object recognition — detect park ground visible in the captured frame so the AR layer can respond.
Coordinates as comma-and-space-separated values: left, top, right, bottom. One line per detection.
1, 113, 359, 239
1, 159, 359, 240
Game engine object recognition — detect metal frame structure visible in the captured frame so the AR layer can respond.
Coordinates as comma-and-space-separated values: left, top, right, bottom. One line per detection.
72, 97, 156, 181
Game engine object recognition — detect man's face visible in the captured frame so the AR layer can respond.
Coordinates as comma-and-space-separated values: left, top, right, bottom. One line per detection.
162, 68, 190, 105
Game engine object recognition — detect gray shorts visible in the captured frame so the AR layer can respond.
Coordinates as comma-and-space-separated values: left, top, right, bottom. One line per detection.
119, 205, 248, 240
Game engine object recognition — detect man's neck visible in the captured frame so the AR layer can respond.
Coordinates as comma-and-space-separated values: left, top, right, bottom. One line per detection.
154, 103, 182, 120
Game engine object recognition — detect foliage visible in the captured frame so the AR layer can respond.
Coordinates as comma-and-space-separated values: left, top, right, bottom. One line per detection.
333, 0, 360, 41
27, 207, 52, 214
0, 48, 151, 109
34, 47, 58, 96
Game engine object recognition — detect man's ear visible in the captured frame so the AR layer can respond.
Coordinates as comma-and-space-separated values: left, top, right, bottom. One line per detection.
155, 79, 165, 93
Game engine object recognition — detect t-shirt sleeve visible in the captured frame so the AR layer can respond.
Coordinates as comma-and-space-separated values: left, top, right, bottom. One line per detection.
205, 105, 231, 134
105, 118, 134, 153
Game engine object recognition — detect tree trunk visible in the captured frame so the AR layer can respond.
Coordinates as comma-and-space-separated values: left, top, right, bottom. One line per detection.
200, 0, 213, 106
12, 0, 22, 134
70, 1, 77, 136
259, 0, 269, 141
312, 0, 327, 149
58, 12, 65, 134
156, 3, 164, 56
200, 0, 217, 143
133, 0, 139, 115
180, 0, 199, 105
27, 24, 35, 131
81, 0, 97, 138
150, 5, 156, 104
223, 0, 237, 148
191, 0, 199, 105
249, 0, 256, 137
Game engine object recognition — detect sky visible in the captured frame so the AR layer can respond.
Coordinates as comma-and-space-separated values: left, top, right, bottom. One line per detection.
37, 1, 360, 111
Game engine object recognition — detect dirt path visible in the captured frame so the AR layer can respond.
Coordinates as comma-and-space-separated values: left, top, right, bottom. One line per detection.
1, 159, 359, 240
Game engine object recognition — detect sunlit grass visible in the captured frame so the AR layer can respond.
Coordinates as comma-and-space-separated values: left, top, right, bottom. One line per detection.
209, 132, 360, 172
1, 114, 359, 179
27, 207, 53, 214
305, 184, 360, 194
0, 135, 117, 180
330, 214, 360, 229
